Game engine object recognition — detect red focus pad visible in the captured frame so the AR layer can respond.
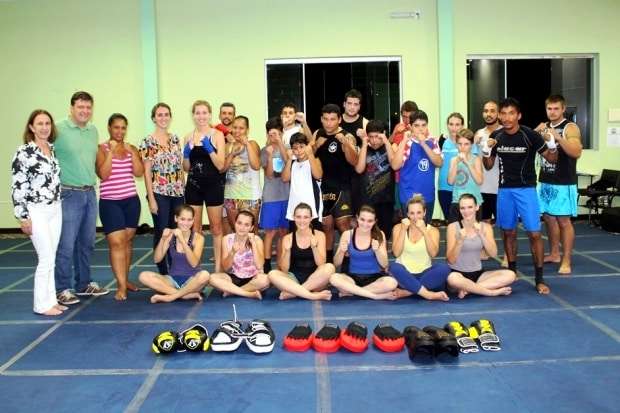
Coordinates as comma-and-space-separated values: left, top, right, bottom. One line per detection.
373, 324, 405, 352
340, 322, 368, 353
312, 324, 341, 353
283, 324, 313, 352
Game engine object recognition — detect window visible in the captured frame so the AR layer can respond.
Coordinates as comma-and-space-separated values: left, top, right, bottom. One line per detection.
266, 57, 401, 133
467, 55, 595, 148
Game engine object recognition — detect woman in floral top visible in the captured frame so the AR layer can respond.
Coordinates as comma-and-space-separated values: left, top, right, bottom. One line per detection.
11, 109, 65, 316
140, 103, 185, 274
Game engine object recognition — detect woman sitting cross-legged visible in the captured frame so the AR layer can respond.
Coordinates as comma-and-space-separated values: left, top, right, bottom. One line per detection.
139, 205, 210, 303
388, 195, 452, 301
446, 193, 516, 298
268, 203, 334, 300
329, 205, 398, 300
209, 210, 269, 299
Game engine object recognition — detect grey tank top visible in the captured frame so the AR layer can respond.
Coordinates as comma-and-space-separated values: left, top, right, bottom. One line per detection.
451, 223, 484, 272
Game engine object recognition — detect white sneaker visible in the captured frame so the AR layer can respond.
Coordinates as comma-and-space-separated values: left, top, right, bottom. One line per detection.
75, 282, 110, 296
57, 289, 80, 305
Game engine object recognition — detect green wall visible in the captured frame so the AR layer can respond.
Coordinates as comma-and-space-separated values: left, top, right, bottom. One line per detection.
153, 0, 439, 136
1, 0, 618, 227
0, 0, 144, 226
452, 0, 620, 174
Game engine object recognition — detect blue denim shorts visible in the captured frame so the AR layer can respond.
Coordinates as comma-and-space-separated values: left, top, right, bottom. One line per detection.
99, 196, 141, 234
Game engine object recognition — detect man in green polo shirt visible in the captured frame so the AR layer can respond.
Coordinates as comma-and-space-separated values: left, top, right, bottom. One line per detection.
54, 91, 109, 305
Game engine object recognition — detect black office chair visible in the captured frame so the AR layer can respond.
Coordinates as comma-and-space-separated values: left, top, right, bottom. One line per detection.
578, 169, 620, 225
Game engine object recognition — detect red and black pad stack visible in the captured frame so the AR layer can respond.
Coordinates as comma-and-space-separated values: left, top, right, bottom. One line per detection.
372, 324, 405, 352
340, 322, 369, 353
283, 324, 314, 352
312, 323, 341, 353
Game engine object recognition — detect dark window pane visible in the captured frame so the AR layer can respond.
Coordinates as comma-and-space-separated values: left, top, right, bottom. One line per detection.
506, 59, 551, 128
550, 58, 592, 148
467, 57, 593, 149
304, 63, 351, 131
267, 60, 400, 134
467, 59, 505, 131
266, 64, 303, 119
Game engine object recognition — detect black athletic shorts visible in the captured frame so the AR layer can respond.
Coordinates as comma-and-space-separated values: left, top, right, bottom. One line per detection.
481, 193, 497, 221
349, 273, 384, 287
322, 190, 353, 219
185, 175, 225, 207
452, 269, 484, 282
228, 273, 253, 287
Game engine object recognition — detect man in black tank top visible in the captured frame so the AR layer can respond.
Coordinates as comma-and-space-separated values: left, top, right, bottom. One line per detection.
313, 103, 359, 260
534, 95, 583, 275
341, 89, 369, 145
341, 89, 369, 215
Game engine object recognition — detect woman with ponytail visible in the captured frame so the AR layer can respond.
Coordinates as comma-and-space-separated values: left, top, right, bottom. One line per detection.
329, 205, 398, 299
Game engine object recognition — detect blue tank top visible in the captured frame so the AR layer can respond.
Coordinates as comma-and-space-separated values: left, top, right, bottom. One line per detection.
347, 229, 382, 275
451, 155, 483, 205
168, 232, 200, 281
399, 138, 438, 204
438, 137, 457, 191
439, 137, 479, 192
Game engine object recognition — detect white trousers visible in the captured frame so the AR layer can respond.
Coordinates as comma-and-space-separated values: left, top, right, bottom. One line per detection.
28, 201, 62, 314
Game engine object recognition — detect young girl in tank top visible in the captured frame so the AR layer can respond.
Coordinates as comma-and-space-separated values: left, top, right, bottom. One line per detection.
209, 210, 269, 299
445, 194, 516, 298
222, 116, 262, 227
330, 205, 398, 299
268, 203, 334, 300
447, 128, 483, 223
388, 195, 452, 301
138, 205, 210, 304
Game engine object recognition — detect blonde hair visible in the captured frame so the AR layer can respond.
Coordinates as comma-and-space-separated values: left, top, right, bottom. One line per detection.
191, 100, 212, 114
405, 194, 426, 212
456, 128, 474, 143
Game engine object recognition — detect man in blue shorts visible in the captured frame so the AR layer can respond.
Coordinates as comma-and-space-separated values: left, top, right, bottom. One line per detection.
482, 98, 558, 294
535, 95, 582, 275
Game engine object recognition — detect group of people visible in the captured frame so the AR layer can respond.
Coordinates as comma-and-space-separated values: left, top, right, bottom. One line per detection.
11, 89, 582, 314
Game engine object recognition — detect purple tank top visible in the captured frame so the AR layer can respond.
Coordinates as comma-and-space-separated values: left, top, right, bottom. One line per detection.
168, 232, 200, 279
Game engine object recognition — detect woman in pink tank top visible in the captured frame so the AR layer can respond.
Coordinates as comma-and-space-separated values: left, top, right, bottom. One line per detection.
209, 210, 270, 299
95, 114, 144, 301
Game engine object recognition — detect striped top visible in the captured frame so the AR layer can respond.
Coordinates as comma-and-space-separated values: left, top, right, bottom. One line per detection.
99, 143, 138, 200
